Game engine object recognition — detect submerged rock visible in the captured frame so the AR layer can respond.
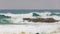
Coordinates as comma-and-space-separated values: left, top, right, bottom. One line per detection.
23, 18, 59, 22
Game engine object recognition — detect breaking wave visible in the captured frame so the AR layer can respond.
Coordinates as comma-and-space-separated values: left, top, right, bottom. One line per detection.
0, 12, 60, 24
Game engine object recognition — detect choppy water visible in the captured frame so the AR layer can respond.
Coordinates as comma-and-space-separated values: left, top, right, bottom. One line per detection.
0, 9, 60, 24
0, 9, 60, 34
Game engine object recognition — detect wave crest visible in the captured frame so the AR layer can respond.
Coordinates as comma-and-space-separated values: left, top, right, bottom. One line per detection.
0, 12, 60, 24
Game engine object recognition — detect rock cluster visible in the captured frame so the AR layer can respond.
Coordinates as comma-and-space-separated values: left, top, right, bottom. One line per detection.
23, 18, 59, 22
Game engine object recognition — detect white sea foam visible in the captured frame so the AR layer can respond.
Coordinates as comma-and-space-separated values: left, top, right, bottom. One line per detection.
0, 12, 60, 23
0, 12, 60, 34
0, 25, 60, 34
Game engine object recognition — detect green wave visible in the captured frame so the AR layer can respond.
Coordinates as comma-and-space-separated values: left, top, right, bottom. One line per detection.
0, 15, 11, 19
50, 13, 60, 16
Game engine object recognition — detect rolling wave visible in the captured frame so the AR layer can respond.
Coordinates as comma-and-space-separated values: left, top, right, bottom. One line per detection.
0, 12, 60, 24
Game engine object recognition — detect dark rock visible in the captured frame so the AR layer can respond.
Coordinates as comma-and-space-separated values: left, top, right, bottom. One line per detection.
42, 18, 57, 22
23, 18, 59, 22
23, 18, 30, 22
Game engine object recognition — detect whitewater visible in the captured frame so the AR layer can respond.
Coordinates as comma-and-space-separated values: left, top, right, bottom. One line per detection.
0, 12, 60, 24
0, 25, 60, 34
0, 10, 60, 34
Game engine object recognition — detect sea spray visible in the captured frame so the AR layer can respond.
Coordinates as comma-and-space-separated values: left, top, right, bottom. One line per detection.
0, 10, 60, 24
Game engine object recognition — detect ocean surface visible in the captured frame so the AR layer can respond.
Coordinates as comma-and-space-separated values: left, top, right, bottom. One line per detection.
0, 9, 60, 34
0, 9, 60, 24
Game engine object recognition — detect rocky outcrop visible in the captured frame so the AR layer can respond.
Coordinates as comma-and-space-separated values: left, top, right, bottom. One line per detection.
39, 18, 58, 22
23, 18, 31, 22
23, 18, 59, 22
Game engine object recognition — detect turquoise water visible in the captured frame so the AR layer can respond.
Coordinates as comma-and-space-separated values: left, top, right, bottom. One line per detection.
0, 9, 60, 24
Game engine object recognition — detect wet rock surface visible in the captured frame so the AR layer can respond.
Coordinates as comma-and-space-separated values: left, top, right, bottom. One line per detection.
23, 18, 59, 22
